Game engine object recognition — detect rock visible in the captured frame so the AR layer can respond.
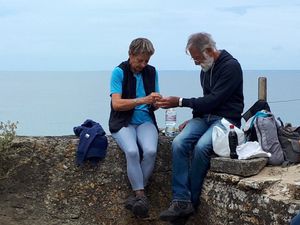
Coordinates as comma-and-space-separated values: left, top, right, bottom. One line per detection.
210, 157, 268, 177
0, 135, 299, 225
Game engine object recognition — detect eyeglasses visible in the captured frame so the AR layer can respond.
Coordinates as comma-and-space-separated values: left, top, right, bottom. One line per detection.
190, 49, 207, 63
191, 57, 202, 63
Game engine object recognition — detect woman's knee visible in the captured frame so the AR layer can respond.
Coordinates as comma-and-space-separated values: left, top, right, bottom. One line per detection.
142, 147, 157, 159
125, 148, 140, 161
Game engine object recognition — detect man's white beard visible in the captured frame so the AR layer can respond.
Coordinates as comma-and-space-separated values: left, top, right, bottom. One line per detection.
200, 53, 214, 72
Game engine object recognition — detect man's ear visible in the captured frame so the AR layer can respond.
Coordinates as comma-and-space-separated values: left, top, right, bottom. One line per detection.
205, 47, 214, 54
205, 47, 217, 58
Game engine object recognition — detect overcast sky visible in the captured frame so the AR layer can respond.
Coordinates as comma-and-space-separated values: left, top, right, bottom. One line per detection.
1, 0, 300, 71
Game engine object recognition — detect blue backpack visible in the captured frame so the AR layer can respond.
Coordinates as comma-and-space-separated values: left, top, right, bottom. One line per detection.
73, 119, 108, 166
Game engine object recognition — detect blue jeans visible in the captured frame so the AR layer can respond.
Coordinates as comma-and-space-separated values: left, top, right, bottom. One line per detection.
291, 213, 300, 225
171, 115, 222, 207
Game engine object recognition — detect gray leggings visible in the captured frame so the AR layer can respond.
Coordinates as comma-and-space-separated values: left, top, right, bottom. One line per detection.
112, 122, 158, 191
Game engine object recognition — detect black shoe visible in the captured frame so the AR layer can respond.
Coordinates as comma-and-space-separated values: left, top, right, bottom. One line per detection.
132, 196, 149, 218
124, 195, 138, 211
159, 201, 194, 221
170, 215, 190, 225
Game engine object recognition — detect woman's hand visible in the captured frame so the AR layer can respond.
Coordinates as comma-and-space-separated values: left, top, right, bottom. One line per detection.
143, 92, 162, 105
111, 92, 162, 111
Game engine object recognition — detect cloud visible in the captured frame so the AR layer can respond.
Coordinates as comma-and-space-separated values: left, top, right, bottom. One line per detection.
1, 1, 300, 70
218, 5, 258, 15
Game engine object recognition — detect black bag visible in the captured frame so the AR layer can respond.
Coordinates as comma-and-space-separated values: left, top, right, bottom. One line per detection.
242, 99, 271, 121
277, 118, 300, 164
243, 100, 271, 141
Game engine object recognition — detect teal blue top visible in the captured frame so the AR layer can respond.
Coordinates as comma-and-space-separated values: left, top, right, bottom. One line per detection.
110, 67, 159, 125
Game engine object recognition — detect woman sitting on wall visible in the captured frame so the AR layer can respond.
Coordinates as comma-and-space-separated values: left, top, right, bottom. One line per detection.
108, 37, 161, 218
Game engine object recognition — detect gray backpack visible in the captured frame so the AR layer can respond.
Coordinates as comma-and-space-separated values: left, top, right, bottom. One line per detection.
254, 111, 284, 165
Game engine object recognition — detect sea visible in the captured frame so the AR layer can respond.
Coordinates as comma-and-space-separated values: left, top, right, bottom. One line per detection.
1, 70, 300, 136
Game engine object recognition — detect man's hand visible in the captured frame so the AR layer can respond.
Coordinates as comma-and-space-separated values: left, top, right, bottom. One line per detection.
179, 120, 190, 131
155, 96, 180, 109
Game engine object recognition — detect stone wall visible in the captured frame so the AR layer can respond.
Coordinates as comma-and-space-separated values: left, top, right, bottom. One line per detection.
0, 135, 299, 225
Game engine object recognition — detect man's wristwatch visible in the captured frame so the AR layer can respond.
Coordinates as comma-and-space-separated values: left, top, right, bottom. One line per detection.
178, 97, 183, 107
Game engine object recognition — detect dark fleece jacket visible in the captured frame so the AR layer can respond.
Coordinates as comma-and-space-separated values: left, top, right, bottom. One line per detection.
182, 50, 244, 127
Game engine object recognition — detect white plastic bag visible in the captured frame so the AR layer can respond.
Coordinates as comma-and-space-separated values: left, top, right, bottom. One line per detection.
236, 141, 271, 160
212, 118, 245, 157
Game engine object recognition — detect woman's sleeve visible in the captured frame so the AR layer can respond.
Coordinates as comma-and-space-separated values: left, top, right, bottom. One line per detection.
155, 70, 160, 93
110, 67, 124, 96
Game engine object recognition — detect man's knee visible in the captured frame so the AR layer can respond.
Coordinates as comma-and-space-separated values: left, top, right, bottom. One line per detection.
172, 137, 185, 153
194, 144, 212, 160
172, 131, 190, 148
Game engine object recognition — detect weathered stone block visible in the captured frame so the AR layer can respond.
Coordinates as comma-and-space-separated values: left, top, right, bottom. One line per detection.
210, 157, 268, 177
